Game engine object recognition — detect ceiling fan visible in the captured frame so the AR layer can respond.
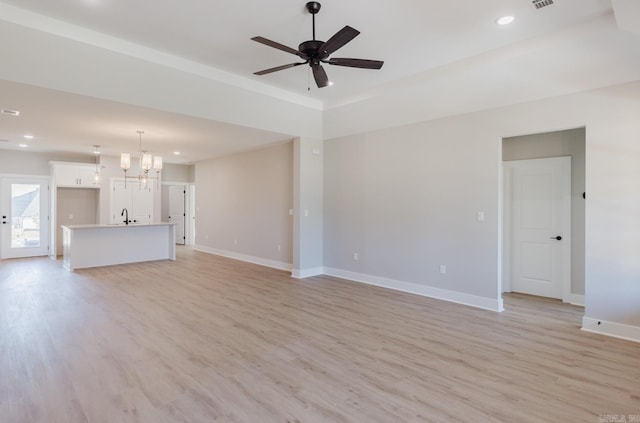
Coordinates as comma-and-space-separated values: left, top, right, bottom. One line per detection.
251, 1, 384, 88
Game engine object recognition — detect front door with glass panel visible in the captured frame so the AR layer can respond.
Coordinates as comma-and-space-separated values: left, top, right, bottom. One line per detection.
1, 178, 49, 259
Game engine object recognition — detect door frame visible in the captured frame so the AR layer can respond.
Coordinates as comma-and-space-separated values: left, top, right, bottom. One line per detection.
168, 184, 186, 245
502, 157, 572, 303
0, 174, 51, 259
161, 181, 194, 246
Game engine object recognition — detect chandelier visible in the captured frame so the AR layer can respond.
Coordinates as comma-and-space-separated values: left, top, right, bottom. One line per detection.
120, 130, 163, 188
93, 144, 102, 184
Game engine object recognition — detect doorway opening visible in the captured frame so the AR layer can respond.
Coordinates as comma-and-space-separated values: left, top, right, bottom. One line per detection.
161, 183, 195, 246
501, 127, 585, 306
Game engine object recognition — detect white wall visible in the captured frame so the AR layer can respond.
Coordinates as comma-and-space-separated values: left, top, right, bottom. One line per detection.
194, 141, 293, 269
324, 81, 640, 330
503, 128, 586, 296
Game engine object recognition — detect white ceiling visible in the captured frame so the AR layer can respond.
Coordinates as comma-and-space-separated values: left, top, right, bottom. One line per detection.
0, 79, 290, 164
0, 0, 636, 162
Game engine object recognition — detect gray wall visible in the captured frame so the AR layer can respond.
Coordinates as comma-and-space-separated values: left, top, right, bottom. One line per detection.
292, 137, 324, 276
323, 81, 640, 328
195, 141, 293, 266
503, 128, 586, 296
162, 163, 194, 183
324, 119, 499, 300
56, 188, 98, 254
0, 150, 94, 175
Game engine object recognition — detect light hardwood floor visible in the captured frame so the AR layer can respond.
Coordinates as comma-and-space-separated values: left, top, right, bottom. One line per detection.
0, 248, 638, 422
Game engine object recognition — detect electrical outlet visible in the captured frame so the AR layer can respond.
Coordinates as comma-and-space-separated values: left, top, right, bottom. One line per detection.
353, 253, 359, 261
440, 265, 446, 274
477, 211, 485, 222
277, 244, 281, 252
234, 238, 238, 245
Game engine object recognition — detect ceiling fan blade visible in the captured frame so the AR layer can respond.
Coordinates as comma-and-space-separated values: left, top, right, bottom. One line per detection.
319, 26, 360, 56
328, 58, 384, 69
254, 62, 308, 76
251, 36, 305, 58
312, 64, 329, 88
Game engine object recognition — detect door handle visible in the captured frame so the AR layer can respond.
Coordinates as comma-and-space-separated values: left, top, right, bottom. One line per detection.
550, 236, 562, 241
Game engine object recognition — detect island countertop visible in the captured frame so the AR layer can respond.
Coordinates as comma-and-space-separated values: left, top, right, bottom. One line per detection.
61, 223, 176, 270
62, 222, 175, 230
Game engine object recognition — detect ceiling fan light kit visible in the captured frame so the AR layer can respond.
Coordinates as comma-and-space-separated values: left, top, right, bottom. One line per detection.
251, 1, 384, 88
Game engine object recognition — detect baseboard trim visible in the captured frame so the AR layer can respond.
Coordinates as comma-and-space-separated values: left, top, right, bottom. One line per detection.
323, 267, 503, 312
291, 267, 324, 279
194, 245, 292, 272
582, 317, 640, 343
566, 294, 585, 306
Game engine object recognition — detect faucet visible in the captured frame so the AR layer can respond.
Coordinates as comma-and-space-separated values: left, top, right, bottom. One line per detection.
121, 208, 129, 225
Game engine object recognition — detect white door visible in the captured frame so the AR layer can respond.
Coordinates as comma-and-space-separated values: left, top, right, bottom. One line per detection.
131, 184, 153, 224
1, 178, 50, 259
111, 180, 154, 224
506, 157, 571, 299
168, 185, 185, 245
111, 180, 132, 224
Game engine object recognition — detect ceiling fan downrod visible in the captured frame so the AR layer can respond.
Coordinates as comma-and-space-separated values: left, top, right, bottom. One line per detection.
306, 2, 321, 41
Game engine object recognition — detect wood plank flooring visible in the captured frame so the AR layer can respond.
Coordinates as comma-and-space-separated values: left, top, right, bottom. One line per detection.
0, 247, 638, 422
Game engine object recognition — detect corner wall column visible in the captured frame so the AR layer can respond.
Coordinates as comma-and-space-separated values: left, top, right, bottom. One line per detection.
292, 137, 323, 278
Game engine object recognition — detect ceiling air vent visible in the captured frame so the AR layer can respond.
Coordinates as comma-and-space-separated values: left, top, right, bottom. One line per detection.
1, 109, 20, 116
0, 139, 8, 143
532, 0, 554, 9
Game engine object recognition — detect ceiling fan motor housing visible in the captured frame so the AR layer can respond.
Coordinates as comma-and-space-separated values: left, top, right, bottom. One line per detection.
299, 40, 327, 59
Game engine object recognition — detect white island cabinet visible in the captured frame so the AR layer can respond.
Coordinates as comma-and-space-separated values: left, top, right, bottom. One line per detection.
61, 223, 176, 271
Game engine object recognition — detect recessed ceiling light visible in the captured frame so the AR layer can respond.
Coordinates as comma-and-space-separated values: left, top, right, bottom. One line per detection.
496, 15, 515, 25
19, 143, 28, 148
1, 109, 20, 116
173, 151, 181, 155
328, 81, 334, 86
24, 134, 34, 139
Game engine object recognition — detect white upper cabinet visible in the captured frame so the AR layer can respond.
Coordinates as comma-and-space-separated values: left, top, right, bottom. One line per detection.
53, 163, 100, 188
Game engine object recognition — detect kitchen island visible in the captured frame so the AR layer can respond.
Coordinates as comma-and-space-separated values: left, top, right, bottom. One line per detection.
61, 223, 176, 270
